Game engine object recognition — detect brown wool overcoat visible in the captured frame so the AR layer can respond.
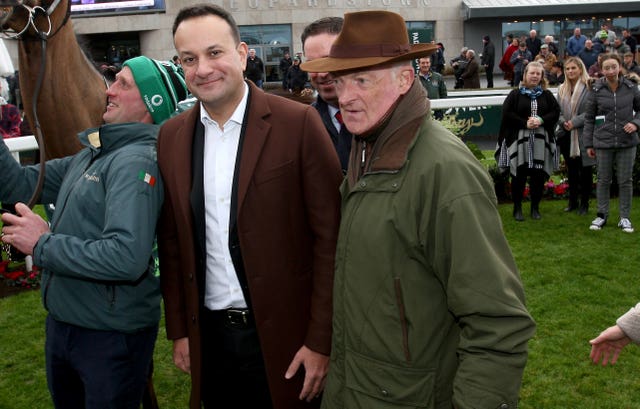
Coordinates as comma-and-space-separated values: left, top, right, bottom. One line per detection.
157, 82, 342, 409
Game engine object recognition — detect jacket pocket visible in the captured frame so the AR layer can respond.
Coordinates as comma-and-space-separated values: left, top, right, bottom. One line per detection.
394, 277, 411, 363
345, 350, 434, 408
253, 160, 294, 185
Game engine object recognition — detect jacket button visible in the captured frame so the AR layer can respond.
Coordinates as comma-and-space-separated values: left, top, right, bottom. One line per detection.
360, 181, 366, 188
500, 404, 509, 409
380, 389, 388, 396
191, 315, 196, 324
391, 182, 398, 188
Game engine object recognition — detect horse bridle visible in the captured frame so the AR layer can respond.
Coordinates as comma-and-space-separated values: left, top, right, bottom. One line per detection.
0, 0, 72, 208
0, 0, 69, 40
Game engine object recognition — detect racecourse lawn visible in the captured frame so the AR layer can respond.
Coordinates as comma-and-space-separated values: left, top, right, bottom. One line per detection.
2, 199, 640, 408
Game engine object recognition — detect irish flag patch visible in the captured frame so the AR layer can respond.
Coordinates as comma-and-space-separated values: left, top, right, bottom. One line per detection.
138, 171, 156, 187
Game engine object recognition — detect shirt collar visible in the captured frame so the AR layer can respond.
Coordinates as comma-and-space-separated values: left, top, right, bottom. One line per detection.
199, 82, 250, 128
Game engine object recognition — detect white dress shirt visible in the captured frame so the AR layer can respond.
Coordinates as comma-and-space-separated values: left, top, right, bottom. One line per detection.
201, 83, 249, 310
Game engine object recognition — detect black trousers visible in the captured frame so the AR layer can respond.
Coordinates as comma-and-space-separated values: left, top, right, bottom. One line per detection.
559, 136, 593, 206
200, 308, 273, 409
45, 316, 157, 409
486, 65, 494, 88
512, 166, 546, 207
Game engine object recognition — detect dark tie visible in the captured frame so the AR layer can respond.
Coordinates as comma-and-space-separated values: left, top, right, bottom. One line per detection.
335, 111, 344, 132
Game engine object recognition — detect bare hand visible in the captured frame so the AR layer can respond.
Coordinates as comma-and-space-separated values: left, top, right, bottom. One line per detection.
587, 148, 596, 158
590, 325, 631, 366
1, 203, 50, 255
623, 122, 638, 134
173, 337, 191, 374
284, 345, 329, 402
563, 120, 573, 131
527, 116, 541, 129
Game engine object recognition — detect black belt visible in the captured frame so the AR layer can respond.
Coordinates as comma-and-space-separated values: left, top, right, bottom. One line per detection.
204, 308, 253, 329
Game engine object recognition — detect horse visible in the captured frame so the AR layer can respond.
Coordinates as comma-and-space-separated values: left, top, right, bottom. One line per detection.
0, 0, 105, 160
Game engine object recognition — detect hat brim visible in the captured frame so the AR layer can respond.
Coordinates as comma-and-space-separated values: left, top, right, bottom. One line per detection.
301, 44, 437, 73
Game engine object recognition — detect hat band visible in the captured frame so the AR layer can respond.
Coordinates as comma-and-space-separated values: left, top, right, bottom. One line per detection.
330, 43, 411, 59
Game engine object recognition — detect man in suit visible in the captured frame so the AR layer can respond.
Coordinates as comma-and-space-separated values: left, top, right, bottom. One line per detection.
156, 4, 342, 409
301, 17, 353, 173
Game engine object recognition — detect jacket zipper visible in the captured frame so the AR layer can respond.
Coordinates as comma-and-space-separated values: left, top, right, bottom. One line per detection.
613, 91, 617, 144
44, 150, 99, 309
360, 140, 367, 176
107, 285, 116, 309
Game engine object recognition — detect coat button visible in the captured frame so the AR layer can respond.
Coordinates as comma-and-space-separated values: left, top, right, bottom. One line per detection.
391, 182, 398, 188
500, 404, 509, 409
360, 181, 366, 188
380, 389, 388, 396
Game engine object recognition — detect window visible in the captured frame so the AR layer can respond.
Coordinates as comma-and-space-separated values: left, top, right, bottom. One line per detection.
240, 25, 292, 82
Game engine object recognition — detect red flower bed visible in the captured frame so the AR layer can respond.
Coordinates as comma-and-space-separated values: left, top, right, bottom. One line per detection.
0, 260, 41, 289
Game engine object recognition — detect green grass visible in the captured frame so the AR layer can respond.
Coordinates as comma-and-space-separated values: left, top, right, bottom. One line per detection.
3, 199, 640, 407
0, 295, 191, 408
500, 198, 640, 408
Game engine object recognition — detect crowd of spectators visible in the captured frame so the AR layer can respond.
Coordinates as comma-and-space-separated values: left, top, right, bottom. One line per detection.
500, 24, 639, 87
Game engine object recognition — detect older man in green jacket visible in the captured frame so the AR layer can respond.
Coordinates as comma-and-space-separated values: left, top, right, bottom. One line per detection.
302, 11, 535, 409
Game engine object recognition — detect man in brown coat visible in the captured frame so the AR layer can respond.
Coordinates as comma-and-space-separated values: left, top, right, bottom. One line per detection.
461, 49, 481, 89
156, 4, 342, 409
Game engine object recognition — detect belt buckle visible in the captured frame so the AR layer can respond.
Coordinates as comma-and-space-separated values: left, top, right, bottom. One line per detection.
227, 309, 249, 327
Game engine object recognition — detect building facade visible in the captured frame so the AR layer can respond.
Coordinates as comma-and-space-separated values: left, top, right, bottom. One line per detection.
4, 0, 640, 82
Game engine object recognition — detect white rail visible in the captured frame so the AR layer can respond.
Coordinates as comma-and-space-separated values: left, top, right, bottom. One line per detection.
5, 135, 38, 162
431, 88, 558, 109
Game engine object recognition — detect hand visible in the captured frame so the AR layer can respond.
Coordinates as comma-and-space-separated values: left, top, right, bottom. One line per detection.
590, 325, 631, 365
173, 337, 191, 374
623, 122, 638, 134
1, 203, 50, 256
285, 345, 329, 402
563, 120, 573, 131
587, 148, 596, 158
527, 117, 541, 129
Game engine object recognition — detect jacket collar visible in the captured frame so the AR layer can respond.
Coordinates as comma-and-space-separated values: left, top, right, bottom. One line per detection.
80, 122, 159, 153
347, 80, 429, 188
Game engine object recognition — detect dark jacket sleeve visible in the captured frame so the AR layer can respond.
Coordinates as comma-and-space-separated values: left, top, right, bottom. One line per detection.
498, 90, 527, 146
540, 91, 561, 137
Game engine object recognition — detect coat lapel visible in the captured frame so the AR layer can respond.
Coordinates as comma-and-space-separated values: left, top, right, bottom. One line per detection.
169, 106, 200, 239
235, 83, 271, 224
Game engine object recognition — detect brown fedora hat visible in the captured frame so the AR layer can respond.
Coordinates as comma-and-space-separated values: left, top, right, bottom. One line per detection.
301, 10, 437, 73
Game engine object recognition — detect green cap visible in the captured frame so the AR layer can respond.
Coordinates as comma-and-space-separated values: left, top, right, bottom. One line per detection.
122, 56, 188, 124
